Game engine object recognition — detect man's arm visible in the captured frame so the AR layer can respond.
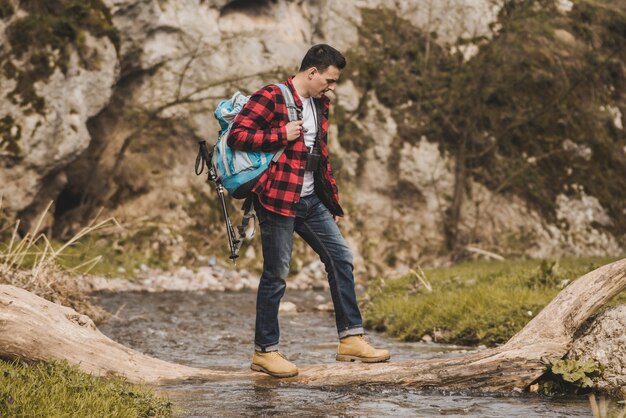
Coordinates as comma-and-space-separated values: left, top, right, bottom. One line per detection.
227, 86, 289, 152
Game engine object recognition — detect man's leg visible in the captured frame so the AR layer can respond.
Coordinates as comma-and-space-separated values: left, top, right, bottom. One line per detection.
254, 198, 295, 352
294, 195, 363, 337
250, 198, 299, 378
295, 194, 389, 362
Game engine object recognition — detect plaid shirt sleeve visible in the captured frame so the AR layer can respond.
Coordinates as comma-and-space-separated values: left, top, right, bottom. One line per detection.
227, 86, 288, 152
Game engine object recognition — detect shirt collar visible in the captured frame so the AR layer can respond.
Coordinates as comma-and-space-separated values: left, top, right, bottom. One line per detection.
286, 77, 303, 108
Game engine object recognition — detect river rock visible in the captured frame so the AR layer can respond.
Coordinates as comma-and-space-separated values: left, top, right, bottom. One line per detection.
315, 302, 334, 312
566, 305, 626, 395
86, 275, 143, 293
279, 301, 298, 314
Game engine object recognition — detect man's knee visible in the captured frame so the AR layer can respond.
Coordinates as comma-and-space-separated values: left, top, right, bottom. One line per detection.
262, 259, 291, 283
338, 247, 353, 267
323, 243, 353, 271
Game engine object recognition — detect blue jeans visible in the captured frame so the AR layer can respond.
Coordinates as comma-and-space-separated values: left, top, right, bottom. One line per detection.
253, 193, 364, 352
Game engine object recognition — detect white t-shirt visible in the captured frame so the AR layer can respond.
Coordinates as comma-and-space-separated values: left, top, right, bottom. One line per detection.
300, 97, 317, 197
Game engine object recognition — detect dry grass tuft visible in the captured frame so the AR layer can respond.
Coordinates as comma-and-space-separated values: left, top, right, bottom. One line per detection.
0, 199, 120, 322
589, 393, 626, 418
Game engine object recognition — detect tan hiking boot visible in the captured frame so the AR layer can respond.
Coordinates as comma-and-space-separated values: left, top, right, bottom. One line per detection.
336, 335, 391, 363
251, 351, 299, 378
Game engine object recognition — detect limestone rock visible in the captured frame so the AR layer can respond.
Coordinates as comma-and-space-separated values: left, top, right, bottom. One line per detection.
567, 305, 626, 395
0, 30, 118, 219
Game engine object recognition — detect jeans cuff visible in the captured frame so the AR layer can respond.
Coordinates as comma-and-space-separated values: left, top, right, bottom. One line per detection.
338, 326, 364, 339
255, 342, 279, 352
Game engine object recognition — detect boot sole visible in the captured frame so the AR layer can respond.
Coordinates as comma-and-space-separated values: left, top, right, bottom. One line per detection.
251, 363, 299, 378
336, 354, 391, 363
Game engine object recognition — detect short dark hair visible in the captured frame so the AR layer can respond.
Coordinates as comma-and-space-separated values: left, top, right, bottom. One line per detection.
298, 44, 346, 73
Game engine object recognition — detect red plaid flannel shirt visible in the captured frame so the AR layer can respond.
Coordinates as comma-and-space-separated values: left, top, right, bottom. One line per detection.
227, 77, 340, 217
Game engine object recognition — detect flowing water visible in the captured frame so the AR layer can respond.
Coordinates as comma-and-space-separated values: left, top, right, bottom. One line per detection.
95, 290, 591, 417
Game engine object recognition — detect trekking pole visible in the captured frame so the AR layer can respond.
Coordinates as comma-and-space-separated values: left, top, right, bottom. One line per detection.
196, 140, 241, 262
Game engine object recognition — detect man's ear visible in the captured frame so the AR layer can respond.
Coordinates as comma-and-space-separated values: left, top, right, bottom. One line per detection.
307, 67, 317, 79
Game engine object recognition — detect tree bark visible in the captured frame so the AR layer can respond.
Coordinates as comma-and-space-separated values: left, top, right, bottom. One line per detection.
1, 257, 625, 388
0, 285, 237, 383
444, 133, 467, 254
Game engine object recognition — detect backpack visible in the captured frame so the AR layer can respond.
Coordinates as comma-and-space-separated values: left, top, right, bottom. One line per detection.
211, 83, 299, 199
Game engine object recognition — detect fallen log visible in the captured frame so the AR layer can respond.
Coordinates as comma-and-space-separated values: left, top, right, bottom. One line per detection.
0, 257, 625, 389
0, 285, 239, 383
296, 257, 626, 389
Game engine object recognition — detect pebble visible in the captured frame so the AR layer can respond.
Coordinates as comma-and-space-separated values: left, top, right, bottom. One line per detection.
315, 302, 334, 312
279, 301, 298, 314
87, 259, 330, 293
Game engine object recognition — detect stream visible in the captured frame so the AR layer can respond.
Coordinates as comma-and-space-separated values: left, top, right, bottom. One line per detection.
95, 290, 592, 417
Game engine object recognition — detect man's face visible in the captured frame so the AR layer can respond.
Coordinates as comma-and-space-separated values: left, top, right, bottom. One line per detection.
309, 65, 340, 98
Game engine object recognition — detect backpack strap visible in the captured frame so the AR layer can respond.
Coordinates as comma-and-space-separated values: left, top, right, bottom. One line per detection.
271, 83, 299, 163
276, 83, 299, 122
238, 194, 256, 243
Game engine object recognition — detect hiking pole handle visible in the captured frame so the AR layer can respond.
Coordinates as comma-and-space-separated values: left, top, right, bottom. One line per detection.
196, 140, 219, 182
198, 140, 212, 165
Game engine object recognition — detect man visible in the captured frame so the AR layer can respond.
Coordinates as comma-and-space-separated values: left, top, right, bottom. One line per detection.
228, 44, 390, 378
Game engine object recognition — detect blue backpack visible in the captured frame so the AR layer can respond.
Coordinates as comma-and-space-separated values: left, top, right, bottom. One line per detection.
211, 83, 299, 199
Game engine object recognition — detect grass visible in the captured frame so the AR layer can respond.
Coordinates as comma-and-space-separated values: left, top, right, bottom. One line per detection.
0, 200, 120, 321
52, 229, 168, 279
0, 359, 173, 417
364, 257, 626, 346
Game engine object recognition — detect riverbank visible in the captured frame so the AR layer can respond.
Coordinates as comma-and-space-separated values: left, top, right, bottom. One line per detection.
364, 257, 626, 346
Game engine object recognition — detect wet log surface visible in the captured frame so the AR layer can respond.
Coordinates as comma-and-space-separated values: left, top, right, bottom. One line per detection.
1, 258, 625, 389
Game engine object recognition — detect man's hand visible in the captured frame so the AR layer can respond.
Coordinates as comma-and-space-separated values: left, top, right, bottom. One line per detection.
285, 120, 304, 142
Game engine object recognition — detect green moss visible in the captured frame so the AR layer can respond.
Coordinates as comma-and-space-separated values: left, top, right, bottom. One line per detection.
551, 359, 603, 388
2, 60, 17, 79
334, 104, 370, 155
0, 0, 14, 18
333, 104, 372, 181
0, 359, 173, 417
536, 359, 605, 395
347, 8, 447, 109
364, 257, 625, 346
12, 0, 119, 51
0, 115, 22, 156
2, 0, 119, 113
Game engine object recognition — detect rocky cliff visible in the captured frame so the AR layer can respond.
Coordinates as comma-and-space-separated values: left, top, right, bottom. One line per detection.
1, 0, 624, 277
